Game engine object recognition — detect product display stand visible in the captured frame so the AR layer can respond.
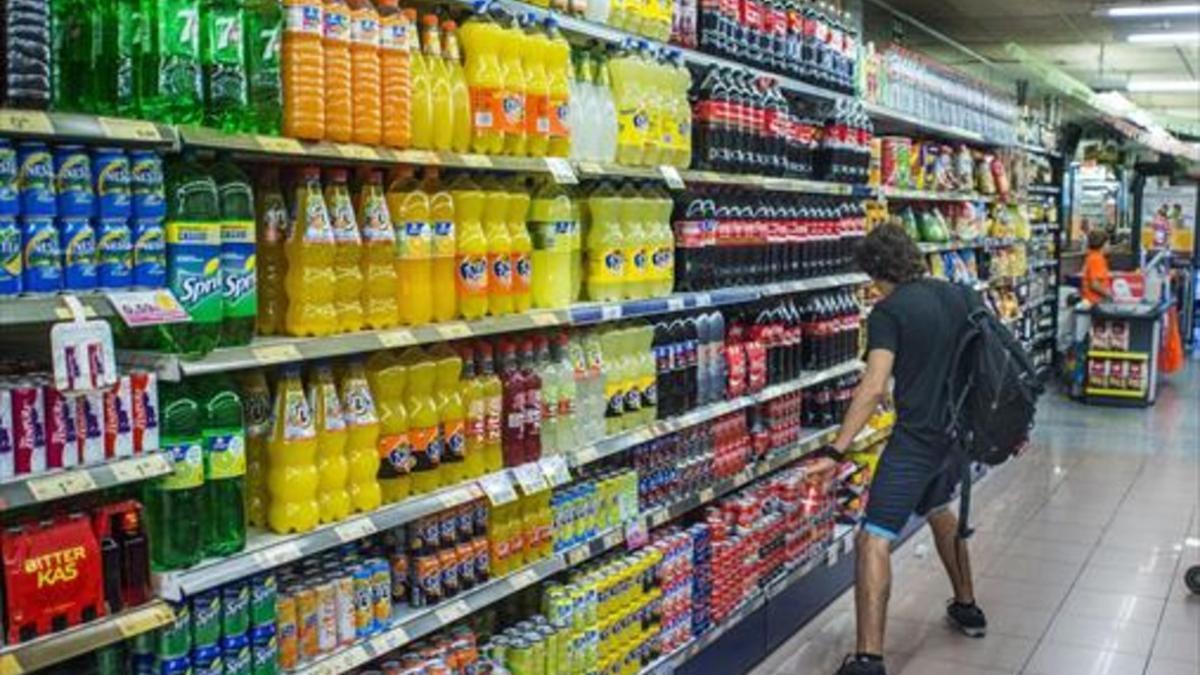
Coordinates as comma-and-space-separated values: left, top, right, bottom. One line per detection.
1079, 301, 1168, 407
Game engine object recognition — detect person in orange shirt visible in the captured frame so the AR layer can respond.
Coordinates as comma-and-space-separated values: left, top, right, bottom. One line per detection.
1081, 229, 1112, 305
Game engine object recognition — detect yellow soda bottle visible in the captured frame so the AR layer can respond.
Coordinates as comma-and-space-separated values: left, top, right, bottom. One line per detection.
610, 44, 645, 166
585, 183, 626, 301
461, 10, 504, 154
528, 178, 573, 309
620, 182, 648, 299
324, 168, 365, 333
400, 349, 442, 494
458, 343, 486, 479
307, 363, 351, 523
266, 366, 320, 533
355, 169, 399, 329
285, 167, 337, 336
387, 168, 433, 325
648, 186, 675, 297
254, 168, 288, 336
483, 180, 513, 316
569, 190, 583, 301
544, 18, 572, 158
475, 341, 505, 473
442, 21, 473, 153
451, 178, 489, 320
431, 345, 466, 485
237, 370, 272, 528
338, 360, 383, 512
521, 19, 550, 158
366, 351, 412, 502
425, 172, 458, 323
498, 16, 527, 156
488, 500, 512, 576
420, 15, 453, 152
505, 180, 533, 314
406, 9, 434, 149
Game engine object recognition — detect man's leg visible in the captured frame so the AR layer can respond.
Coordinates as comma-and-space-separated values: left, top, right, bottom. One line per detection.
855, 529, 893, 655
927, 508, 975, 604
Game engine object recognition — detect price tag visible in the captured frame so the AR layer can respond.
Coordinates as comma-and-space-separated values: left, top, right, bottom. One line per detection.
666, 297, 686, 312
843, 535, 854, 554
252, 343, 303, 365
565, 546, 588, 566
0, 653, 22, 675
337, 144, 380, 161
693, 293, 712, 307
434, 600, 470, 624
510, 463, 548, 495
329, 646, 370, 672
0, 109, 53, 135
117, 603, 175, 637
691, 171, 720, 183
436, 322, 472, 340
624, 519, 649, 549
477, 472, 518, 505
603, 530, 624, 548
257, 135, 306, 154
27, 470, 98, 501
458, 154, 493, 168
110, 453, 172, 482
538, 456, 572, 487
648, 510, 668, 527
378, 329, 416, 348
659, 165, 686, 190
572, 446, 598, 465
600, 305, 622, 321
376, 626, 411, 653
698, 487, 715, 503
577, 161, 605, 175
826, 547, 838, 567
510, 568, 540, 589
334, 517, 377, 542
403, 150, 441, 165
106, 289, 190, 327
437, 486, 476, 509
251, 542, 302, 570
98, 116, 161, 141
530, 312, 560, 327
544, 157, 578, 185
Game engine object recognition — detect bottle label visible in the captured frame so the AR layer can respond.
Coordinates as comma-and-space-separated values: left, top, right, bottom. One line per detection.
589, 247, 624, 283
95, 217, 131, 289
618, 107, 649, 146
378, 433, 414, 477
328, 196, 360, 244
279, 387, 316, 441
549, 96, 569, 139
341, 380, 378, 427
221, 219, 257, 320
466, 400, 485, 442
261, 196, 288, 245
411, 426, 440, 470
286, 4, 323, 35
162, 441, 204, 490
396, 221, 431, 260
352, 14, 379, 46
470, 87, 500, 131
511, 252, 531, 296
432, 221, 454, 258
529, 221, 573, 251
300, 196, 334, 244
380, 16, 409, 53
308, 383, 345, 432
526, 93, 550, 137
627, 245, 647, 280
166, 221, 222, 324
525, 389, 542, 430
501, 92, 525, 134
442, 419, 465, 462
0, 219, 19, 292
489, 253, 512, 293
640, 377, 657, 409
623, 381, 641, 413
359, 193, 394, 244
204, 430, 247, 479
133, 218, 166, 287
457, 254, 488, 298
605, 381, 624, 418
484, 396, 502, 443
242, 383, 271, 438
324, 9, 350, 42
206, 9, 247, 106
652, 246, 673, 279
62, 217, 98, 290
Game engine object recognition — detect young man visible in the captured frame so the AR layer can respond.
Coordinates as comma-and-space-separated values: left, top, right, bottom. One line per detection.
827, 224, 987, 675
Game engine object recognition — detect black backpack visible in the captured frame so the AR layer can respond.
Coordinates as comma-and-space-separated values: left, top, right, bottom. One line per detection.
945, 284, 1043, 537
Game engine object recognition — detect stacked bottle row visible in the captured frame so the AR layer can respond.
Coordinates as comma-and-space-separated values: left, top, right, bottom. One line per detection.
673, 190, 866, 292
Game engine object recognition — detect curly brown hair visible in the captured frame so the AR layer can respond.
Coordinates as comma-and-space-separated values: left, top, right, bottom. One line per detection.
855, 223, 928, 284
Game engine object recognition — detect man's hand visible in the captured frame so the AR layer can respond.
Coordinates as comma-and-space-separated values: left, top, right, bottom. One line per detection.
810, 443, 845, 463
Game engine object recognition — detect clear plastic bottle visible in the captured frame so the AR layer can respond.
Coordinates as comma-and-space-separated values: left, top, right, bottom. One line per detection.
442, 20, 473, 153
426, 173, 458, 323
237, 371, 272, 529
377, 0, 411, 148
421, 15, 453, 151
366, 351, 412, 502
254, 168, 288, 336
281, 0, 325, 140
505, 180, 533, 314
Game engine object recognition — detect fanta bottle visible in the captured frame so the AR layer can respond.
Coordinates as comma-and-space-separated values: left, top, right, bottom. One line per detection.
520, 16, 550, 158
451, 177, 488, 320
267, 366, 320, 533
323, 0, 353, 142
378, 0, 411, 149
349, 0, 382, 146
647, 186, 675, 296
442, 21, 473, 153
285, 167, 337, 336
237, 370, 272, 528
425, 173, 458, 323
505, 180, 533, 314
338, 360, 383, 512
387, 169, 433, 325
255, 168, 289, 336
620, 182, 648, 299
569, 189, 583, 300
475, 341, 504, 473
482, 180, 513, 315
307, 363, 351, 523
324, 169, 364, 332
407, 9, 433, 149
420, 15, 453, 152
544, 18, 572, 158
528, 178, 573, 309
355, 170, 399, 328
282, 0, 325, 140
400, 349, 442, 494
610, 41, 646, 166
366, 351, 411, 502
431, 345, 466, 485
460, 6, 504, 154
458, 344, 486, 479
498, 15, 527, 156
585, 183, 625, 301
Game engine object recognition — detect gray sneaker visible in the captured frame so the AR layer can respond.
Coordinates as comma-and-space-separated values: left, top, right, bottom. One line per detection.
834, 655, 887, 675
946, 600, 987, 638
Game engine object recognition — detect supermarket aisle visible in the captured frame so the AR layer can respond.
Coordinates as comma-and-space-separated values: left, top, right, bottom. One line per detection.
750, 362, 1200, 675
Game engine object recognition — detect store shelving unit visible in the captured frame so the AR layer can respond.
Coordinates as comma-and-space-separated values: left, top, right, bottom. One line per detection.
0, 453, 173, 512
0, 601, 175, 675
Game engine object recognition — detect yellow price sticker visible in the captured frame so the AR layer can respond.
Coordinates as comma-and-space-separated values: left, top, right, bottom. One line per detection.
530, 312, 560, 327
401, 150, 441, 165
110, 453, 172, 482
0, 654, 23, 675
337, 143, 380, 161
26, 470, 98, 502
577, 162, 605, 175
252, 343, 302, 365
458, 154, 493, 168
436, 322, 472, 340
378, 329, 416, 348
98, 117, 161, 141
257, 135, 306, 154
0, 109, 53, 135
116, 603, 174, 637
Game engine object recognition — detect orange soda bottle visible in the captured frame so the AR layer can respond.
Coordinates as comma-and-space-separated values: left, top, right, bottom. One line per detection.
308, 363, 351, 523
430, 345, 466, 486
378, 0, 412, 148
254, 168, 289, 336
425, 172, 458, 323
338, 360, 383, 512
400, 348, 442, 494
460, 10, 504, 155
505, 179, 533, 313
285, 167, 337, 336
322, 0, 353, 142
451, 177, 488, 320
482, 179, 513, 316
458, 343, 486, 479
355, 169, 399, 328
282, 0, 325, 140
387, 168, 433, 325
349, 0, 382, 146
498, 15, 527, 156
366, 351, 412, 502
442, 21, 472, 153
521, 19, 550, 158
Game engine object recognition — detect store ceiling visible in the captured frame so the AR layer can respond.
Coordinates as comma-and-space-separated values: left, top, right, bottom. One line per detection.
866, 1, 1200, 120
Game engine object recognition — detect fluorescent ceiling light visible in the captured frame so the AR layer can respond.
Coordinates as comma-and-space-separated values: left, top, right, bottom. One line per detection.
1127, 79, 1200, 91
1127, 31, 1200, 42
1107, 3, 1200, 17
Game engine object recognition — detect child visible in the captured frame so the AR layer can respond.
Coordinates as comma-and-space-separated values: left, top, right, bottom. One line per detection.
1081, 229, 1112, 305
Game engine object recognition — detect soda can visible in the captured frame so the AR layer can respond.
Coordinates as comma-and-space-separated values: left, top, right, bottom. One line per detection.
275, 590, 299, 670
369, 558, 392, 626
438, 548, 459, 599
507, 637, 533, 675
248, 572, 277, 626
42, 381, 76, 468
0, 215, 21, 295
388, 549, 408, 604
191, 589, 222, 649
104, 374, 133, 458
456, 541, 476, 590
330, 573, 354, 645
295, 585, 320, 659
250, 623, 278, 675
158, 656, 193, 675
16, 142, 55, 216
0, 385, 11, 480
53, 145, 94, 217
130, 371, 159, 454
472, 536, 490, 584
157, 600, 192, 659
96, 216, 132, 289
192, 644, 223, 675
21, 214, 62, 293
351, 564, 374, 637
410, 552, 441, 608
129, 150, 165, 219
10, 380, 44, 475
132, 649, 156, 675
76, 389, 105, 464
0, 141, 18, 216
60, 215, 97, 291
132, 216, 165, 287
222, 581, 251, 637
92, 147, 131, 218
221, 633, 252, 675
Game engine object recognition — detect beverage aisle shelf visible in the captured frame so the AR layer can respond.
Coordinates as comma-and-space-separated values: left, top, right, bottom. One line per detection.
861, 103, 992, 145
879, 187, 997, 203
0, 109, 175, 147
0, 601, 175, 675
0, 293, 117, 325
0, 452, 172, 512
917, 237, 1019, 254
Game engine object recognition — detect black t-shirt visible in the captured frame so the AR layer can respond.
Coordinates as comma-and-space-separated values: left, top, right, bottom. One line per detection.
866, 278, 976, 446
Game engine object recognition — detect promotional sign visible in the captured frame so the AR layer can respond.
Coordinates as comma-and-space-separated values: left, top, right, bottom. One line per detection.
1140, 181, 1197, 256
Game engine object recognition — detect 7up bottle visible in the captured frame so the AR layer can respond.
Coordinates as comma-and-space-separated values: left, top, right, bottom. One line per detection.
139, 0, 203, 124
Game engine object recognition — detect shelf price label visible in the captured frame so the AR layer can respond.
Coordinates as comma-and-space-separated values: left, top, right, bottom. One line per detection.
510, 463, 548, 495
26, 470, 98, 502
106, 289, 190, 327
477, 472, 518, 506
116, 603, 176, 637
110, 453, 173, 482
458, 154, 493, 168
510, 568, 539, 590
252, 343, 303, 365
658, 165, 686, 190
378, 329, 416, 348
545, 157, 578, 185
250, 542, 302, 571
538, 456, 572, 487
98, 117, 162, 142
577, 161, 605, 175
257, 135, 305, 154
337, 144, 380, 161
375, 626, 411, 653
436, 322, 472, 340
0, 109, 53, 135
434, 600, 470, 624
334, 517, 377, 542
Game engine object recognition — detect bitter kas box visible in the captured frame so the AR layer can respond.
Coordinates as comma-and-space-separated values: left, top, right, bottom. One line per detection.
3, 513, 104, 643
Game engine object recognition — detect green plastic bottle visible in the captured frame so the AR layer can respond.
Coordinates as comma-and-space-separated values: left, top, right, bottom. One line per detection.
83, 0, 144, 114
146, 382, 204, 570
197, 374, 247, 557
161, 156, 223, 355
243, 0, 283, 134
139, 0, 203, 124
50, 0, 86, 111
212, 160, 257, 347
200, 0, 249, 131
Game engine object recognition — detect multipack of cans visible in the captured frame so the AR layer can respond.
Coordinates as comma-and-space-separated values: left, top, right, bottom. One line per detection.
0, 139, 165, 295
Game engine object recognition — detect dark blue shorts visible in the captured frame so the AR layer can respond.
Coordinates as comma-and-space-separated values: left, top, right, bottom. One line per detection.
862, 429, 961, 540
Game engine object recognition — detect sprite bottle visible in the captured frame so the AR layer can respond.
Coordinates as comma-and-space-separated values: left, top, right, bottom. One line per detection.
200, 0, 249, 131
145, 382, 204, 570
161, 156, 222, 355
243, 0, 283, 134
212, 159, 256, 347
138, 0, 203, 124
197, 374, 246, 557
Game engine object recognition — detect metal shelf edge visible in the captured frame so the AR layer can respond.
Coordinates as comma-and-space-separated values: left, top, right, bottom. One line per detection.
0, 601, 174, 675
0, 452, 173, 513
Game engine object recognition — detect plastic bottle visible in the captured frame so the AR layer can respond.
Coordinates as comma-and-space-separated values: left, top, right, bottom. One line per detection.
592, 50, 619, 163
431, 346, 466, 485
442, 21, 473, 153
356, 169, 399, 329
267, 365, 320, 533
620, 183, 648, 299
634, 324, 656, 424
162, 157, 222, 355
146, 382, 203, 570
544, 19, 572, 158
496, 339, 525, 466
339, 360, 382, 512
201, 0, 250, 131
139, 0, 203, 123
401, 349, 442, 493
324, 168, 364, 333
212, 161, 257, 347
307, 363, 350, 523
426, 174, 458, 323
521, 16, 551, 158
460, 6, 504, 154
458, 344, 486, 479
609, 42, 645, 166
282, 0, 325, 140
323, 0, 353, 142
646, 186, 675, 297
498, 15, 527, 156
568, 48, 593, 162
4, 0, 51, 110
377, 0, 411, 148
366, 351, 411, 502
532, 336, 557, 456
483, 180, 513, 316
349, 0, 382, 145
244, 0, 284, 134
284, 167, 337, 337
406, 8, 433, 149
387, 169, 433, 325
584, 183, 625, 302
528, 178, 573, 309
421, 15, 453, 151
195, 374, 247, 556
254, 168, 288, 336
451, 178, 488, 320
476, 341, 504, 472
505, 180, 533, 314
237, 370, 272, 529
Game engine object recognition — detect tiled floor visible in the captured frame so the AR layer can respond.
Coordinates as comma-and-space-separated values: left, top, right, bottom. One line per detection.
749, 361, 1200, 675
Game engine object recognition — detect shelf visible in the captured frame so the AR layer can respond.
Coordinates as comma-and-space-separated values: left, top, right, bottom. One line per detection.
0, 109, 176, 147
0, 452, 173, 513
1088, 350, 1149, 361
862, 103, 999, 145
120, 273, 869, 381
679, 170, 869, 196
1085, 387, 1146, 399
918, 238, 1019, 254
0, 601, 174, 674
880, 187, 996, 202
0, 294, 119, 326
